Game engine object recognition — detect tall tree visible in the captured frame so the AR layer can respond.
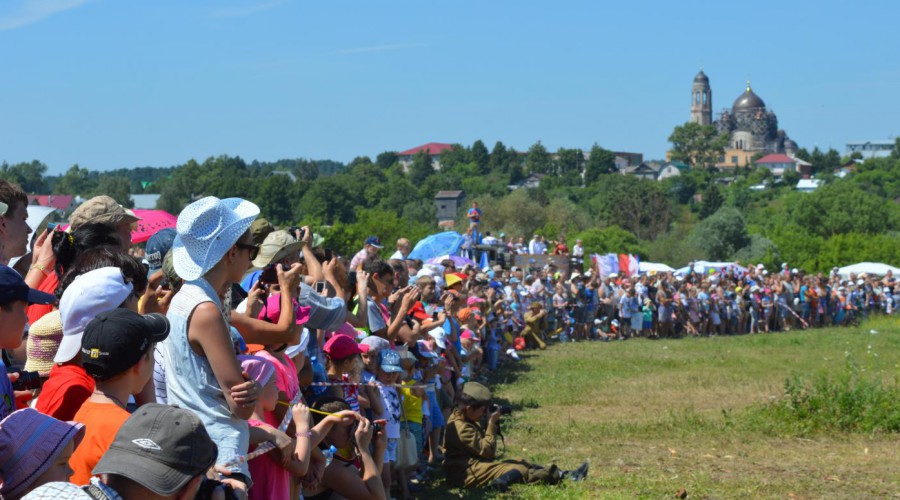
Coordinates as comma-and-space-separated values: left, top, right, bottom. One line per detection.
375, 151, 399, 169
525, 141, 552, 174
471, 140, 489, 173
555, 148, 584, 176
408, 150, 434, 185
55, 164, 96, 196
668, 122, 729, 169
699, 183, 723, 219
488, 141, 510, 173
584, 144, 616, 184
0, 161, 48, 193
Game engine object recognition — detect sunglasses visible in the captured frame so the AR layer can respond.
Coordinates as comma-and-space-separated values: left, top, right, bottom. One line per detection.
235, 242, 260, 261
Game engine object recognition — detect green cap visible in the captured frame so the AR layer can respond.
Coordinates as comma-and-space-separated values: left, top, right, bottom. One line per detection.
462, 382, 492, 404
311, 232, 325, 248
250, 218, 274, 247
0, 201, 7, 216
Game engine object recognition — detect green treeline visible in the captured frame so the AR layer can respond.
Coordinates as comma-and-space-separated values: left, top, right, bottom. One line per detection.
3, 137, 900, 270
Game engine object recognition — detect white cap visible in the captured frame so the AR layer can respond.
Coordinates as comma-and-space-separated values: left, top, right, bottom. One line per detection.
285, 328, 311, 358
609, 273, 618, 278
56, 267, 134, 363
359, 334, 391, 353
756, 264, 765, 270
791, 268, 799, 274
428, 326, 447, 349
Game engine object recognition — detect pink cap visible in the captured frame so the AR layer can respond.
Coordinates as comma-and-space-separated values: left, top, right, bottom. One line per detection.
460, 329, 480, 342
257, 294, 310, 325
237, 354, 276, 386
466, 296, 485, 307
324, 333, 367, 360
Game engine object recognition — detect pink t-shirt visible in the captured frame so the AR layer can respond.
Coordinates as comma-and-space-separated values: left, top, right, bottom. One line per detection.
248, 419, 290, 500
255, 350, 299, 425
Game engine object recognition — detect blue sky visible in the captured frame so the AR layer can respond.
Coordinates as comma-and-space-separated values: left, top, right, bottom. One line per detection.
1, 0, 898, 174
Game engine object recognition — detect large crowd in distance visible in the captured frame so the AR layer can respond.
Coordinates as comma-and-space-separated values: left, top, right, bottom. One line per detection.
0, 180, 892, 499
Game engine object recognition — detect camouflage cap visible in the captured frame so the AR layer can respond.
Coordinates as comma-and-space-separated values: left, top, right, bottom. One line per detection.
162, 250, 183, 291
249, 218, 274, 246
69, 196, 140, 230
462, 382, 492, 404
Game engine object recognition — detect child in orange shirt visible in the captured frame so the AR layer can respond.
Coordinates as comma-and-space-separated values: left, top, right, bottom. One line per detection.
69, 309, 169, 485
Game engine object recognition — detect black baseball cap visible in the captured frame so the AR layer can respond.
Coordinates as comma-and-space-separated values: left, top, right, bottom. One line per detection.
81, 309, 170, 381
0, 265, 56, 306
93, 403, 217, 495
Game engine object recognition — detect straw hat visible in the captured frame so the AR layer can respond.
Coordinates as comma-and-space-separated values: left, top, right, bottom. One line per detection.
172, 197, 259, 281
25, 310, 63, 376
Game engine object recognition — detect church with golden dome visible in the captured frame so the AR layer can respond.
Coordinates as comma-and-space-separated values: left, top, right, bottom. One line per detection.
690, 70, 799, 168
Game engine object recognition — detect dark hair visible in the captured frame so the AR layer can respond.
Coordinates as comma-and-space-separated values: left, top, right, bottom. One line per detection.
0, 180, 28, 216
388, 259, 406, 276
458, 392, 486, 410
362, 257, 392, 278
56, 245, 148, 300
51, 223, 121, 277
311, 396, 350, 425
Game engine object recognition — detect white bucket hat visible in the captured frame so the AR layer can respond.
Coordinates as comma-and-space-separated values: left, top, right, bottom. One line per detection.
172, 197, 260, 281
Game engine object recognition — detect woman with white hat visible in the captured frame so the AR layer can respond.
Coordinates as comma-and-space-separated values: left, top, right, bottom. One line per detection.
160, 196, 286, 491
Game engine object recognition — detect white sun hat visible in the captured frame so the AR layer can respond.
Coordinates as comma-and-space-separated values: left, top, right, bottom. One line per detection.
172, 197, 260, 281
428, 326, 448, 349
56, 267, 135, 363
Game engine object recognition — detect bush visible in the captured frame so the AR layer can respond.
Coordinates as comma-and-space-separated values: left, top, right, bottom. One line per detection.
751, 355, 900, 435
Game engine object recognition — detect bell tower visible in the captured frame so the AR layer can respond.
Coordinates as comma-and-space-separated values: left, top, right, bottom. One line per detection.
690, 69, 712, 125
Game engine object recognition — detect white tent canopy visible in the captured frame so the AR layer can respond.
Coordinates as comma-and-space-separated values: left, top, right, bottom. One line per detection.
674, 261, 748, 276
638, 262, 675, 274
837, 262, 900, 278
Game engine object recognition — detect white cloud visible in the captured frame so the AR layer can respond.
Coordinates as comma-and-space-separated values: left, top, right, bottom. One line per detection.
0, 0, 90, 31
332, 43, 425, 55
210, 0, 286, 19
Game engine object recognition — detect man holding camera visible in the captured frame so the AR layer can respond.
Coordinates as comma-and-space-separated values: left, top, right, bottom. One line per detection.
441, 382, 588, 491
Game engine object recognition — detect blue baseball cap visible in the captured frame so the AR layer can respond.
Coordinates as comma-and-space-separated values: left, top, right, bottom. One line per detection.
379, 349, 404, 373
0, 265, 56, 306
365, 236, 383, 249
145, 228, 177, 273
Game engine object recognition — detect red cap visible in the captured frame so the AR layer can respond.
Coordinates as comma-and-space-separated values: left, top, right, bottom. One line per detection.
408, 301, 430, 321
323, 334, 367, 360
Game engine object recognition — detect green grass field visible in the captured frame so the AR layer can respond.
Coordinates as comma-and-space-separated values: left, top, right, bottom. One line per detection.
426, 317, 900, 499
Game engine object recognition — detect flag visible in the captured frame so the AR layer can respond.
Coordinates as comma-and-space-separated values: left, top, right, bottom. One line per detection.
618, 254, 631, 277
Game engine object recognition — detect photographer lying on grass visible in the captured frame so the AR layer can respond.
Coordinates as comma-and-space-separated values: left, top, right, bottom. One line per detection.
441, 382, 588, 491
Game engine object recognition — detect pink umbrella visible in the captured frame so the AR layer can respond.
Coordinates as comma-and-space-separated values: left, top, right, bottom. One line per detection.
130, 209, 177, 244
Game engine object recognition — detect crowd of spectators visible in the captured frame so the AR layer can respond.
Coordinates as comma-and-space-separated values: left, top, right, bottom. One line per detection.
0, 177, 893, 499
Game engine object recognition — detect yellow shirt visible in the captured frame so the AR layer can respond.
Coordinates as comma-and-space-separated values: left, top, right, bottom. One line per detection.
400, 384, 424, 424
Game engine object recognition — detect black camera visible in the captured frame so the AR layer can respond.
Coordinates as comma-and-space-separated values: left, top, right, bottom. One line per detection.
489, 403, 512, 416
260, 263, 280, 284
287, 227, 306, 240
12, 370, 43, 391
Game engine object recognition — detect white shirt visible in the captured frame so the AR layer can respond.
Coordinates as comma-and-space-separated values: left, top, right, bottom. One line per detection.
528, 239, 546, 255
572, 244, 584, 257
